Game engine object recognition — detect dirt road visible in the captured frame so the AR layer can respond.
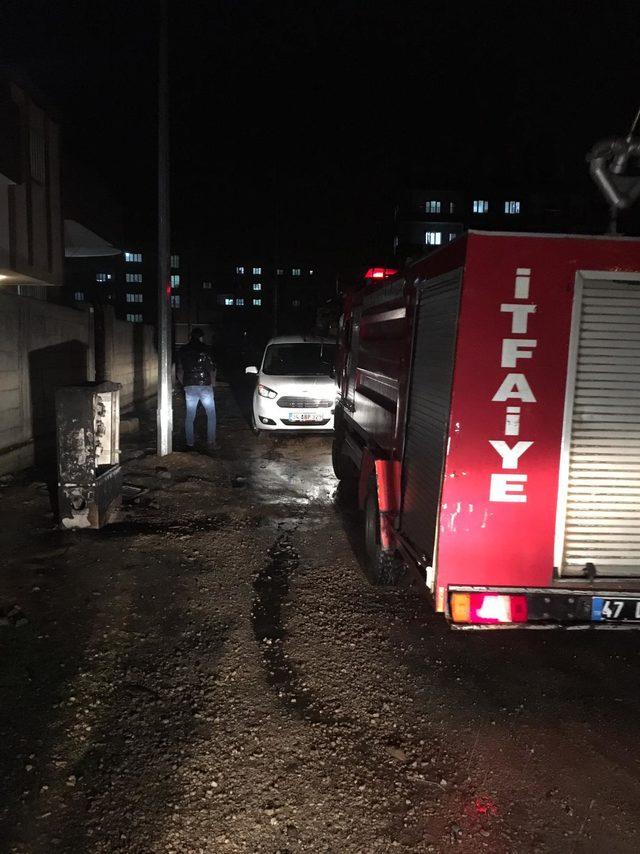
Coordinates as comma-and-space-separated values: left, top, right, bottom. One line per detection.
2, 388, 640, 853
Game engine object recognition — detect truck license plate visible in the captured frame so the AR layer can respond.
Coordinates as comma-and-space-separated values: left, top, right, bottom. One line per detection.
288, 412, 319, 423
591, 597, 640, 622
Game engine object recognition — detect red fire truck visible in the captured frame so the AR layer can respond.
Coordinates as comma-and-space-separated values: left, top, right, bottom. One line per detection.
333, 231, 640, 628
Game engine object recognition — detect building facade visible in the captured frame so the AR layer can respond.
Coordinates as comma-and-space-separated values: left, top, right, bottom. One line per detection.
394, 187, 592, 261
0, 80, 63, 297
65, 246, 153, 323
173, 258, 334, 349
65, 247, 187, 327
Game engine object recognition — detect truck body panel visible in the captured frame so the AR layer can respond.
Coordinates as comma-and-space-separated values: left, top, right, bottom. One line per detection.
336, 231, 640, 625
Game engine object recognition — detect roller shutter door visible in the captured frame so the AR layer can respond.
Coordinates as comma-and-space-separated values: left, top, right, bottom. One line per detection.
561, 278, 640, 577
400, 274, 461, 565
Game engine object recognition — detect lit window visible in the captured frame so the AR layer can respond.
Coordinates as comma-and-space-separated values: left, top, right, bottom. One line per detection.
276, 268, 284, 276
73, 291, 84, 301
126, 313, 143, 322
504, 200, 520, 214
449, 201, 455, 214
96, 273, 112, 283
425, 200, 441, 213
170, 254, 180, 268
126, 273, 142, 283
126, 293, 143, 303
292, 268, 301, 276
253, 282, 261, 291
170, 295, 180, 308
253, 298, 261, 306
124, 252, 142, 263
236, 266, 245, 275
252, 266, 261, 275
202, 281, 212, 289
236, 298, 244, 306
425, 231, 442, 245
171, 274, 180, 287
224, 298, 234, 306
473, 200, 489, 213
292, 299, 301, 308
448, 232, 457, 242
309, 269, 314, 275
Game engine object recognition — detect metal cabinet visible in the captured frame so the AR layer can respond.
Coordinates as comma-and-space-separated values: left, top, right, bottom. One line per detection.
55, 382, 122, 529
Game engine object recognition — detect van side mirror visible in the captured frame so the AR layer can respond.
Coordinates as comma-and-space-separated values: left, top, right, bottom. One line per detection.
245, 365, 258, 375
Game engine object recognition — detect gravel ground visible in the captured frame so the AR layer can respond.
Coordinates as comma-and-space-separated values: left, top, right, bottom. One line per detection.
2, 387, 640, 853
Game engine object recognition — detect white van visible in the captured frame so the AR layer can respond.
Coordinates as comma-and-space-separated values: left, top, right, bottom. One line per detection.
245, 335, 336, 432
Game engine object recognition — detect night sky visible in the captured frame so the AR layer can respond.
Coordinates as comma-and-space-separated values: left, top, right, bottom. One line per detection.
2, 0, 639, 268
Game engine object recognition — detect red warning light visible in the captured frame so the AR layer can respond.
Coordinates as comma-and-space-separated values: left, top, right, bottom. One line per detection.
364, 267, 398, 281
166, 285, 172, 296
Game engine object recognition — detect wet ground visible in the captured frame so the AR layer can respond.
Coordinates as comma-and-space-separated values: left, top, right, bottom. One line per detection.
2, 385, 640, 852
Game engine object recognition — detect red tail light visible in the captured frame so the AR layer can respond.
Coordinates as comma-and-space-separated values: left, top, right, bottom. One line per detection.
450, 592, 528, 624
470, 593, 528, 623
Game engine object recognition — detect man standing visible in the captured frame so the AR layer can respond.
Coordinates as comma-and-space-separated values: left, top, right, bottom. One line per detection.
176, 328, 218, 450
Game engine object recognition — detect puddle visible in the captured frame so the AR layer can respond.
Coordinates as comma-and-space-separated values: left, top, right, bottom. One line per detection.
262, 448, 284, 462
251, 535, 335, 724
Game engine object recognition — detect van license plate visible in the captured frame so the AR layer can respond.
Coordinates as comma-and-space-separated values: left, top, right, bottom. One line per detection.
288, 412, 319, 423
591, 597, 640, 622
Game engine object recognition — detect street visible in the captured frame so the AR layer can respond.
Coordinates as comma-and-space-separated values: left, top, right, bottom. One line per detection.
2, 387, 640, 853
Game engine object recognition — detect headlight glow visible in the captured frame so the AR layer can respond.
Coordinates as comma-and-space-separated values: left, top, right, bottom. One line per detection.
258, 384, 277, 399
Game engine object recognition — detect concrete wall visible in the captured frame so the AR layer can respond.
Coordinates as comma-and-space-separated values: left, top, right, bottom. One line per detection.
0, 295, 157, 475
98, 309, 158, 410
0, 291, 92, 474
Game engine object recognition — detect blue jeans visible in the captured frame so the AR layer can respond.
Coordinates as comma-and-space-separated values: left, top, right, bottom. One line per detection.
184, 385, 216, 446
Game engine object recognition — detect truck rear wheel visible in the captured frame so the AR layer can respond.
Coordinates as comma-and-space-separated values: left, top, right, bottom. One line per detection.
364, 478, 404, 586
332, 431, 357, 480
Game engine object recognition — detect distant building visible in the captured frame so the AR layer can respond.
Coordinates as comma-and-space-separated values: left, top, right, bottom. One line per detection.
60, 150, 163, 323
65, 246, 146, 321
394, 187, 592, 261
173, 258, 333, 348
64, 245, 185, 326
0, 79, 63, 298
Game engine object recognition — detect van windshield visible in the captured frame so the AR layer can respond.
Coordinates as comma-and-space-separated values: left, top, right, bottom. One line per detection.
263, 343, 336, 376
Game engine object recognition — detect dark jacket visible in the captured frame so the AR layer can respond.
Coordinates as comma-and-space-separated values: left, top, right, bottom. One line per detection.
178, 341, 216, 386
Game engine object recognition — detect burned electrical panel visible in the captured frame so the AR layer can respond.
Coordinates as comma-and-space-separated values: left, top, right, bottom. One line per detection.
55, 382, 122, 529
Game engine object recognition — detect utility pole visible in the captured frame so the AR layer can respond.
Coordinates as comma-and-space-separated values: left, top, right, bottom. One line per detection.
157, 0, 172, 455
273, 274, 279, 337
273, 164, 280, 337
